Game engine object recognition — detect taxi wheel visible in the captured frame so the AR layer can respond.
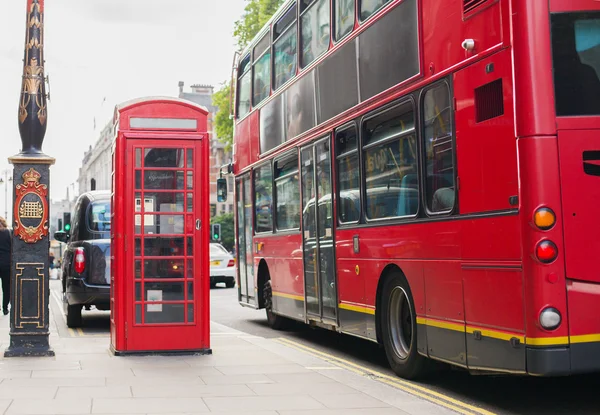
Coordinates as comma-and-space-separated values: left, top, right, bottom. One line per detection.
380, 272, 427, 380
66, 304, 82, 328
264, 279, 290, 331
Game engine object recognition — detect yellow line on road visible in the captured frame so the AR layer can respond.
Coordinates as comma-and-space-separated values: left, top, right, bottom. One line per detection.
276, 337, 496, 415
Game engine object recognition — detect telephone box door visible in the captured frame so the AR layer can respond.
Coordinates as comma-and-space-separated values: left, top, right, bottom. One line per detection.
125, 140, 204, 351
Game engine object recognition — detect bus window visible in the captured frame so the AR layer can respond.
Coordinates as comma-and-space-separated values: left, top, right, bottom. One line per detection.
334, 0, 355, 41
336, 125, 360, 223
362, 102, 418, 220
359, 0, 391, 22
237, 54, 252, 118
253, 31, 271, 106
423, 82, 455, 213
254, 163, 273, 233
552, 12, 600, 116
275, 153, 301, 231
300, 0, 330, 68
274, 5, 298, 90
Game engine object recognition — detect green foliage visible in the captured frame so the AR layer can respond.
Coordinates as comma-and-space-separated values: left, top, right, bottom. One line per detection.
212, 83, 234, 151
234, 0, 285, 50
210, 213, 235, 252
212, 0, 284, 150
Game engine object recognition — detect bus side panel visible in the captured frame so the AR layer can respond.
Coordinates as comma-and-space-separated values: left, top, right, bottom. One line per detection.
234, 117, 252, 174
454, 51, 517, 215
421, 0, 503, 80
256, 234, 305, 321
336, 229, 368, 339
566, 281, 600, 374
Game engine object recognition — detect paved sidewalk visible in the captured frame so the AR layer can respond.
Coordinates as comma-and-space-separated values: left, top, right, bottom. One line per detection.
0, 306, 462, 415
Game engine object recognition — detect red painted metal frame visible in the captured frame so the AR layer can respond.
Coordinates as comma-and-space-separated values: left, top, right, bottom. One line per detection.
234, 0, 600, 374
110, 98, 210, 354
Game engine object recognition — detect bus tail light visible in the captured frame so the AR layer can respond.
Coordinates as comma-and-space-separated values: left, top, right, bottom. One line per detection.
539, 307, 561, 330
536, 240, 558, 264
534, 208, 556, 230
74, 247, 86, 274
227, 259, 235, 267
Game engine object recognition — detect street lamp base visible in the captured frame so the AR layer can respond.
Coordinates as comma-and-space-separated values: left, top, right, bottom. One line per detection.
4, 333, 55, 357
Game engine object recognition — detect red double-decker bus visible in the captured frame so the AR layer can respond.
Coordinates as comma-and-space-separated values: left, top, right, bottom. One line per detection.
225, 0, 600, 378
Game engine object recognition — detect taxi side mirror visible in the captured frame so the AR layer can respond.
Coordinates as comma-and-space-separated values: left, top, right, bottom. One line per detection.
54, 231, 69, 243
217, 178, 228, 202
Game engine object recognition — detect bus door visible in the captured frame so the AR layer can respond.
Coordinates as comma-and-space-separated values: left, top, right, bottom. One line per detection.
236, 174, 256, 307
301, 138, 337, 325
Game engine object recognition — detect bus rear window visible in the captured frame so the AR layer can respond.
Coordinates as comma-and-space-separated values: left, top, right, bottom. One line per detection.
551, 12, 600, 116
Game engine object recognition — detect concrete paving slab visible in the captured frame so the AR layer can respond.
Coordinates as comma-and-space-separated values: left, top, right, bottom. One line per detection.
55, 385, 133, 399
311, 392, 391, 409
214, 364, 311, 375
277, 409, 410, 415
7, 398, 91, 414
132, 367, 223, 377
106, 376, 204, 387
199, 374, 273, 385
0, 385, 58, 399
203, 395, 326, 412
92, 397, 210, 414
131, 384, 255, 398
2, 377, 107, 387
248, 381, 357, 396
265, 372, 338, 384
0, 370, 32, 378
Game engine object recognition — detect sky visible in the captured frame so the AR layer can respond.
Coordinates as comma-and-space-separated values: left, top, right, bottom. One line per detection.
0, 0, 247, 222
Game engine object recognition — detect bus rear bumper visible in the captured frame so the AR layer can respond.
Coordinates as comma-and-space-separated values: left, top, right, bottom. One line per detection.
527, 343, 600, 376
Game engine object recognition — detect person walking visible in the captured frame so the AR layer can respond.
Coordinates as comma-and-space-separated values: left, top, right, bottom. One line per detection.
0, 217, 11, 315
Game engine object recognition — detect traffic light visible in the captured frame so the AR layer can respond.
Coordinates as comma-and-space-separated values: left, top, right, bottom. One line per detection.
63, 212, 71, 232
58, 218, 63, 231
211, 224, 221, 241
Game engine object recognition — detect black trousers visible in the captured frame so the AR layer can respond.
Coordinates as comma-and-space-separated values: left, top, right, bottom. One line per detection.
0, 269, 9, 311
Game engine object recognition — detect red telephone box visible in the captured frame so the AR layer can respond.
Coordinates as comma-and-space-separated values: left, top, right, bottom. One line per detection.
110, 97, 210, 355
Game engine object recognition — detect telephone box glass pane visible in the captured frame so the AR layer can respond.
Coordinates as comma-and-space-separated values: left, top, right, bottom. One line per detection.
143, 237, 185, 256
136, 305, 142, 323
141, 214, 184, 235
187, 193, 193, 212
186, 149, 193, 168
188, 303, 194, 322
135, 148, 142, 167
144, 171, 185, 190
143, 259, 185, 279
141, 193, 184, 212
135, 260, 142, 279
143, 148, 185, 168
144, 282, 185, 301
187, 237, 193, 256
145, 304, 185, 323
187, 282, 194, 300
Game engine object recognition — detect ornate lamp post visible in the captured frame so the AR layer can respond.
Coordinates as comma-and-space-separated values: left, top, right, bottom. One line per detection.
5, 0, 55, 357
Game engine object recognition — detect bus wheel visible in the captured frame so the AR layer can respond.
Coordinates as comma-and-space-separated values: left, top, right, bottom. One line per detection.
263, 279, 290, 330
381, 272, 426, 379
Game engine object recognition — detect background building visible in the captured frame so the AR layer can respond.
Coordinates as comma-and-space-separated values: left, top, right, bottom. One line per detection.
73, 84, 234, 222
78, 121, 113, 195
178, 82, 234, 217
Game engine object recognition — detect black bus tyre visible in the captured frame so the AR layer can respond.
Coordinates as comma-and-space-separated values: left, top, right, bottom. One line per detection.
263, 279, 291, 330
381, 272, 427, 379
